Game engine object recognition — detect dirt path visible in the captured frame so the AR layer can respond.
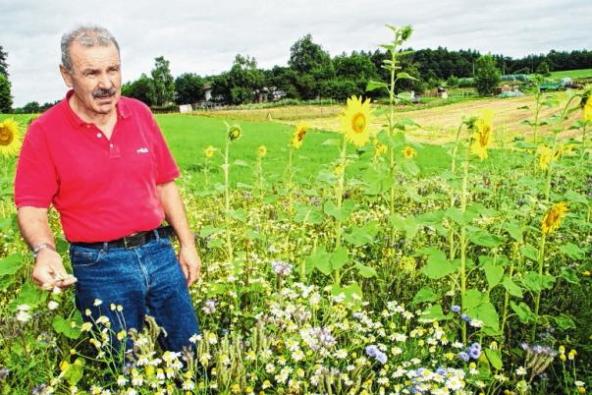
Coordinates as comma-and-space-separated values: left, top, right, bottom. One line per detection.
196, 93, 585, 145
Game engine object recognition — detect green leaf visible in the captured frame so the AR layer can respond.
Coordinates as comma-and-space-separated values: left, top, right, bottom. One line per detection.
463, 289, 486, 311
473, 302, 500, 331
344, 222, 379, 247
396, 72, 417, 81
553, 314, 576, 330
483, 261, 504, 289
355, 262, 377, 278
324, 201, 343, 221
522, 271, 555, 292
199, 225, 223, 238
330, 247, 349, 271
420, 304, 450, 321
10, 282, 47, 310
400, 159, 420, 176
0, 254, 26, 276
308, 246, 332, 276
412, 287, 438, 305
331, 283, 363, 309
510, 301, 534, 323
294, 205, 323, 225
559, 267, 580, 285
559, 243, 585, 260
485, 349, 503, 370
520, 244, 538, 262
421, 249, 459, 279
366, 79, 388, 92
52, 315, 82, 340
502, 222, 523, 242
502, 278, 523, 298
468, 230, 503, 248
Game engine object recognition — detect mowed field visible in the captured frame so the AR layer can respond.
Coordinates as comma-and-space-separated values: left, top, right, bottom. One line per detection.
196, 93, 583, 145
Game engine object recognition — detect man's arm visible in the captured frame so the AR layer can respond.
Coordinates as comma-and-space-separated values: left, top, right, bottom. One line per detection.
157, 180, 201, 286
17, 207, 76, 289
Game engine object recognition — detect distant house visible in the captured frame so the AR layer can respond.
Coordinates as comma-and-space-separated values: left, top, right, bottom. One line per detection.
203, 83, 213, 102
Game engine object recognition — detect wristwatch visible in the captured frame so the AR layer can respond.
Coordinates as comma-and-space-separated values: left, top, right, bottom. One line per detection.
32, 242, 56, 258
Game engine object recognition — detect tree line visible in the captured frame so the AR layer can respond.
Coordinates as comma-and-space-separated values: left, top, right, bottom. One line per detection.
1, 37, 591, 113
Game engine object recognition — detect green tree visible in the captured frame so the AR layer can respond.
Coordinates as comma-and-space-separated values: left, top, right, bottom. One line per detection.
288, 34, 334, 99
0, 74, 12, 113
122, 73, 155, 106
474, 54, 501, 96
536, 60, 551, 76
174, 73, 204, 104
150, 56, 175, 106
0, 45, 8, 77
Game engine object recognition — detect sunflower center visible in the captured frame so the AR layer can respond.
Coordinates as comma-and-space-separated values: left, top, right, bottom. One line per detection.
352, 113, 366, 134
0, 127, 14, 146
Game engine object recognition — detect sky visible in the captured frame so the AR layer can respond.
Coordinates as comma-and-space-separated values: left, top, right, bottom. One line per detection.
1, 0, 590, 107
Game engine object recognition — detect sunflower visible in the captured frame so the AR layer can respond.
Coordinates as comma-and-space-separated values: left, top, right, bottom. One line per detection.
204, 145, 215, 159
402, 146, 417, 159
228, 125, 241, 141
257, 145, 267, 158
291, 123, 309, 149
0, 118, 21, 157
342, 96, 372, 147
470, 110, 493, 160
536, 145, 555, 170
541, 202, 568, 235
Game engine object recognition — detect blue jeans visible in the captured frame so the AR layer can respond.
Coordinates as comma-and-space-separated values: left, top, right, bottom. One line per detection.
69, 235, 200, 352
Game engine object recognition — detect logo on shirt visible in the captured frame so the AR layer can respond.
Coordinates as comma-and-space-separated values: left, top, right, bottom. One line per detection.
136, 147, 149, 154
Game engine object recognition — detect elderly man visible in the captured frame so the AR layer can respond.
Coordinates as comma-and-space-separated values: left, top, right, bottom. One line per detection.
14, 26, 200, 352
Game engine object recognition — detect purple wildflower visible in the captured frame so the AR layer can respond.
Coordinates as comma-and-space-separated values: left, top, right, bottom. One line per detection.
451, 305, 461, 313
271, 260, 293, 277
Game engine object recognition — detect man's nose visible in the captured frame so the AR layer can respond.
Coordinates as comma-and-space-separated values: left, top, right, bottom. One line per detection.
97, 73, 113, 89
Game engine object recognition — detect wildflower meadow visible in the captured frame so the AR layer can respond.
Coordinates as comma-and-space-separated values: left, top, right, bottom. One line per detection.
1, 26, 592, 395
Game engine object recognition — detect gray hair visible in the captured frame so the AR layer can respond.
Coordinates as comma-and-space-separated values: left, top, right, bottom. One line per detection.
61, 25, 120, 71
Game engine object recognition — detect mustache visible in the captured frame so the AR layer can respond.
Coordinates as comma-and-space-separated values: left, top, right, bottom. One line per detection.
92, 87, 117, 99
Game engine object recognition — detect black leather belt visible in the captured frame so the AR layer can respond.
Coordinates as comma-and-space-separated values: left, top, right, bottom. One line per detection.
70, 226, 175, 249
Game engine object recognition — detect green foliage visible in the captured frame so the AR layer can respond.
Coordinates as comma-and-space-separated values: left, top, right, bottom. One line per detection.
150, 56, 175, 106
474, 54, 501, 96
0, 73, 12, 113
121, 73, 155, 106
536, 60, 551, 76
174, 72, 204, 105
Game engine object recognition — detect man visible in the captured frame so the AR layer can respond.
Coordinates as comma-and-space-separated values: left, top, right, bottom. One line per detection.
14, 26, 200, 352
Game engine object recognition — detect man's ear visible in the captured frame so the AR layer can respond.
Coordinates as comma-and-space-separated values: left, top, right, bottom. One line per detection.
59, 65, 73, 88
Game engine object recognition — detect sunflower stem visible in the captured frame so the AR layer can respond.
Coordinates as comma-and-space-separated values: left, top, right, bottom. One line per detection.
333, 135, 348, 286
531, 233, 547, 341
459, 138, 471, 344
223, 138, 233, 261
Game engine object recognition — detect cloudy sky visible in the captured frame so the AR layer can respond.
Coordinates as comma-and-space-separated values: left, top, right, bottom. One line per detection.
1, 0, 590, 107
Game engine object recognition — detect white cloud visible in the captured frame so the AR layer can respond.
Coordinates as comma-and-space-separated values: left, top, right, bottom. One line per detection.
1, 0, 589, 106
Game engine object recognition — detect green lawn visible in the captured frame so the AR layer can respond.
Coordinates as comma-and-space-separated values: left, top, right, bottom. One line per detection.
548, 68, 592, 80
1, 112, 525, 189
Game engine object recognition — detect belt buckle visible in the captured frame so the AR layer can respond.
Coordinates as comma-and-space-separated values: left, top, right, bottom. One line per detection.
123, 233, 145, 248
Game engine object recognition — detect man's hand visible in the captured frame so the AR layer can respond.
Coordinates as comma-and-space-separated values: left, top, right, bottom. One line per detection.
32, 249, 77, 290
177, 245, 201, 286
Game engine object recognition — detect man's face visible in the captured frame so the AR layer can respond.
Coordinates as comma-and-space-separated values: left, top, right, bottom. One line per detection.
60, 41, 121, 116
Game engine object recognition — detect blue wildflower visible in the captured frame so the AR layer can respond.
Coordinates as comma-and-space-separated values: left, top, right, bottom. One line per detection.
451, 305, 461, 313
458, 351, 470, 362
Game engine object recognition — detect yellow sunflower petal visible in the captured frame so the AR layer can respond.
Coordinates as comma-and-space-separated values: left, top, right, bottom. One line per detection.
342, 95, 372, 148
0, 118, 22, 157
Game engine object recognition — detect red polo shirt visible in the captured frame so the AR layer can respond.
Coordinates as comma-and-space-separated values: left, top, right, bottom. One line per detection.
14, 91, 180, 242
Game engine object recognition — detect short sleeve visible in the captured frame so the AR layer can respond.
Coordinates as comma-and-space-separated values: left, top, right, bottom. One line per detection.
149, 115, 180, 184
14, 122, 59, 208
